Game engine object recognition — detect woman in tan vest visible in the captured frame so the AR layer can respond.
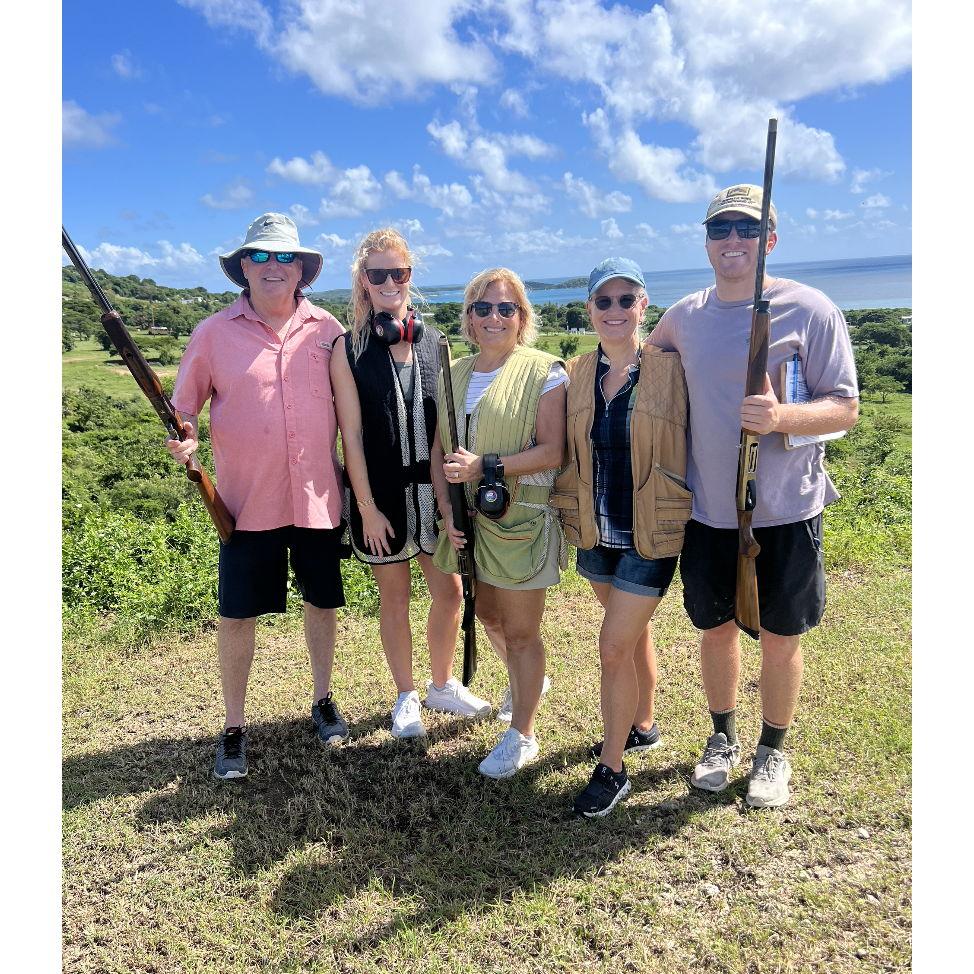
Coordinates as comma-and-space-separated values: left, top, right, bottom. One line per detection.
433, 268, 568, 780
551, 257, 692, 817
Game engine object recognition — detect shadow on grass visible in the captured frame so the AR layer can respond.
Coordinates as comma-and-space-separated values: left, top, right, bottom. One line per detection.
63, 713, 729, 944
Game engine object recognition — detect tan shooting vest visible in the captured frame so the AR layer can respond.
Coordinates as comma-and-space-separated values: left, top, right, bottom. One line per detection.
550, 344, 692, 559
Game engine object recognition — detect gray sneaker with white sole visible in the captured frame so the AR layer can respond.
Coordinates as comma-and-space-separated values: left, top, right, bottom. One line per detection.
745, 744, 792, 808
690, 732, 741, 792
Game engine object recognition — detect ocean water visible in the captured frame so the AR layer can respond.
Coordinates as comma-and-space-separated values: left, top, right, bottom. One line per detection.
424, 254, 911, 311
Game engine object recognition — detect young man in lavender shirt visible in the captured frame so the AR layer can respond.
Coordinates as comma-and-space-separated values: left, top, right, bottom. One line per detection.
165, 213, 350, 780
646, 185, 859, 808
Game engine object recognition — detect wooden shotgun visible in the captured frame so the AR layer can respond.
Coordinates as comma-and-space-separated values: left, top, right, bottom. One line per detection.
62, 227, 235, 543
438, 335, 478, 686
734, 119, 778, 638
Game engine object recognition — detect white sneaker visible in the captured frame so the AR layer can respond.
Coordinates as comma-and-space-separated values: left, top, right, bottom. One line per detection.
391, 690, 426, 739
478, 728, 540, 779
423, 678, 492, 718
497, 675, 551, 723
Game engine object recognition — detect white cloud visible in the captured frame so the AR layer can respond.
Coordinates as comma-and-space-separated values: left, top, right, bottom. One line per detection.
427, 118, 551, 194
495, 227, 594, 256
315, 232, 351, 250
585, 109, 716, 203
287, 204, 319, 228
110, 51, 141, 79
414, 242, 453, 259
823, 209, 854, 220
318, 165, 382, 218
63, 101, 121, 148
267, 151, 335, 186
670, 223, 700, 236
861, 193, 891, 209
183, 0, 495, 102
200, 181, 254, 210
850, 167, 893, 193
500, 88, 529, 118
601, 218, 624, 240
79, 240, 206, 275
384, 165, 473, 218
634, 222, 659, 240
396, 218, 425, 236
562, 172, 631, 218
806, 208, 819, 219
491, 0, 909, 185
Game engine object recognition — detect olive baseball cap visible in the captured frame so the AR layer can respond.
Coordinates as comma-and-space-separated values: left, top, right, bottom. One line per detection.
703, 184, 777, 229
587, 257, 646, 297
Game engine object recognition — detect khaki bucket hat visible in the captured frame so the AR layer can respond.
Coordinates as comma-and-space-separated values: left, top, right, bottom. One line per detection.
703, 184, 777, 229
219, 212, 323, 289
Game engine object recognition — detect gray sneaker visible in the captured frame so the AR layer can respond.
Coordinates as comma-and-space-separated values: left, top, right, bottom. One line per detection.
214, 726, 248, 780
745, 745, 792, 808
312, 692, 350, 745
690, 732, 741, 792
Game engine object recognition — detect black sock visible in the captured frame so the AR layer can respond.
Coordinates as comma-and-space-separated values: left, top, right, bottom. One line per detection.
710, 708, 737, 744
758, 720, 788, 751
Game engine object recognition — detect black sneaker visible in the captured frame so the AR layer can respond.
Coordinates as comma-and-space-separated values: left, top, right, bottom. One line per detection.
591, 723, 662, 759
312, 692, 349, 745
573, 762, 632, 818
214, 726, 248, 780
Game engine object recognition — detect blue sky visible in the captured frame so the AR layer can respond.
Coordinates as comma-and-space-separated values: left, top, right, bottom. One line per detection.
63, 0, 912, 293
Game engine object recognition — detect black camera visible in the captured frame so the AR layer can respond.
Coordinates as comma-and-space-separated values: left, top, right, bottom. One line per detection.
475, 453, 510, 520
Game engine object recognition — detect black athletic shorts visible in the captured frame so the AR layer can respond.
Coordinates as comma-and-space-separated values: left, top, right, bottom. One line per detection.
680, 514, 826, 636
218, 525, 346, 619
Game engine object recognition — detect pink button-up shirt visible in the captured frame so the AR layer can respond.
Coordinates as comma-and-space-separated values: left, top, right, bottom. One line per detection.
172, 294, 346, 531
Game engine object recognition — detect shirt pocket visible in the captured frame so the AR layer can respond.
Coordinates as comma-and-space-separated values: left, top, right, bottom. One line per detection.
308, 348, 331, 399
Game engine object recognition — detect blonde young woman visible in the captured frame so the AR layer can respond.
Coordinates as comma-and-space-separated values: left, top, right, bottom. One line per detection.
551, 257, 691, 816
433, 268, 568, 779
331, 229, 491, 739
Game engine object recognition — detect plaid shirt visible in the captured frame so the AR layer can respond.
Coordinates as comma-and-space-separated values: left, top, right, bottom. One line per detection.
592, 347, 641, 548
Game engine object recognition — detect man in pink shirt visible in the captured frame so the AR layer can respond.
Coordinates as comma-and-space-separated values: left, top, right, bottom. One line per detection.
166, 212, 349, 780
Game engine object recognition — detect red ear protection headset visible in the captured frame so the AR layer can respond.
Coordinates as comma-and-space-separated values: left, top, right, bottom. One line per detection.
371, 308, 425, 345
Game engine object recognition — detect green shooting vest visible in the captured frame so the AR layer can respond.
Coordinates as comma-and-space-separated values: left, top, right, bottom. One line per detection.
434, 345, 565, 586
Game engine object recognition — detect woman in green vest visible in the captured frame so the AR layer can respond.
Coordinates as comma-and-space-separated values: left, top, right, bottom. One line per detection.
332, 228, 492, 742
550, 257, 691, 817
433, 267, 568, 779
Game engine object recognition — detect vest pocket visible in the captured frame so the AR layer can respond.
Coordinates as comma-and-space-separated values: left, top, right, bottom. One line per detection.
635, 465, 693, 557
549, 490, 582, 547
474, 511, 549, 584
308, 349, 330, 399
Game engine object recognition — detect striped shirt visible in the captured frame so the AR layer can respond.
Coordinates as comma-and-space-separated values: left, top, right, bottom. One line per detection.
592, 348, 640, 548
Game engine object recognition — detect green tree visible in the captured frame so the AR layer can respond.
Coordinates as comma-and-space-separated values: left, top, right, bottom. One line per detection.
559, 336, 580, 359
870, 375, 903, 404
565, 305, 588, 331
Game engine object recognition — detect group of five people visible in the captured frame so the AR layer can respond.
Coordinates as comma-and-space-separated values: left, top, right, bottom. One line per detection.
166, 182, 859, 817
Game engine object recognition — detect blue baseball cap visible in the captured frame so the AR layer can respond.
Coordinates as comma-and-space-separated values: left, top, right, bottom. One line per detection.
587, 257, 646, 297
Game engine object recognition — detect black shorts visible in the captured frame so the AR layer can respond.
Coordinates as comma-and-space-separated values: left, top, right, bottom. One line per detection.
680, 515, 826, 636
218, 526, 346, 619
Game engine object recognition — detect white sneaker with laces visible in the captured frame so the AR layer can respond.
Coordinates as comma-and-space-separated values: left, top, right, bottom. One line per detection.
478, 728, 539, 779
391, 690, 426, 739
497, 675, 551, 723
423, 678, 491, 718
745, 744, 792, 808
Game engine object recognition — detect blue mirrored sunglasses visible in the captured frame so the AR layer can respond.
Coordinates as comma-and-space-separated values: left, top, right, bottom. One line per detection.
247, 251, 297, 264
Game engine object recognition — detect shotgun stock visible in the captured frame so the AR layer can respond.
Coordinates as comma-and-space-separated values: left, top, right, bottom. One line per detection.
438, 336, 478, 685
62, 227, 235, 543
733, 119, 777, 637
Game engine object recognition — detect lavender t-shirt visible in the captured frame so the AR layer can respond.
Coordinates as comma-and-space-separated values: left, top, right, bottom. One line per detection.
648, 278, 858, 529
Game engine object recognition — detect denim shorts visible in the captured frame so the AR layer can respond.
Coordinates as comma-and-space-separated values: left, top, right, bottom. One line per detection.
575, 544, 678, 598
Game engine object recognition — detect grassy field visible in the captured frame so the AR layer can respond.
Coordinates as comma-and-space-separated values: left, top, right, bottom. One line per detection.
63, 563, 911, 974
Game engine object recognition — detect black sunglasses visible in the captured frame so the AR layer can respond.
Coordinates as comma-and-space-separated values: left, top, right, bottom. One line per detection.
247, 251, 297, 263
468, 301, 520, 319
365, 267, 412, 286
705, 218, 761, 241
593, 293, 641, 311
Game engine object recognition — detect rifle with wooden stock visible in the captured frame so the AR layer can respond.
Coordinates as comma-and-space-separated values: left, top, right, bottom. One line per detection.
438, 335, 478, 685
734, 118, 778, 638
62, 227, 235, 544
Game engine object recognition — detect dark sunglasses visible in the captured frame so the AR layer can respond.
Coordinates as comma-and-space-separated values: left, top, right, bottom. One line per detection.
593, 293, 641, 311
247, 251, 297, 263
468, 301, 520, 319
705, 218, 761, 240
365, 267, 412, 286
